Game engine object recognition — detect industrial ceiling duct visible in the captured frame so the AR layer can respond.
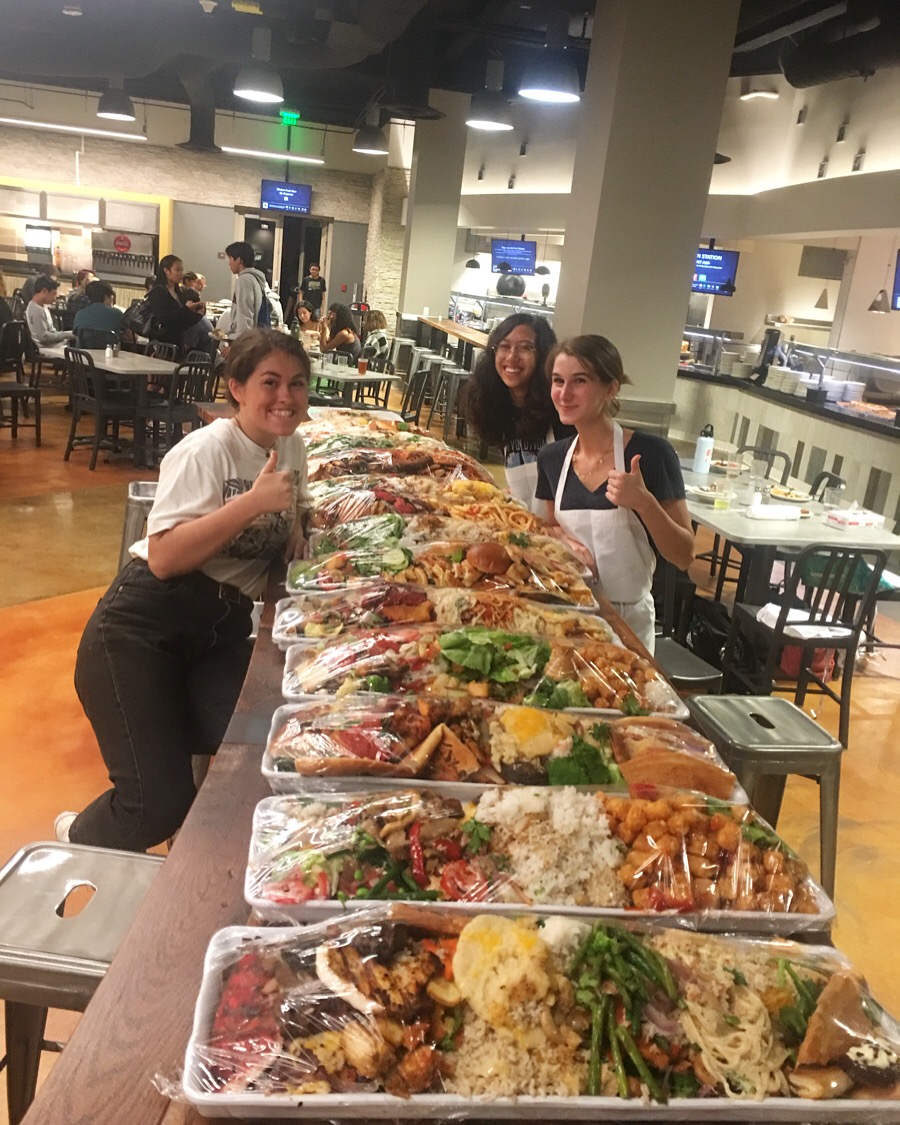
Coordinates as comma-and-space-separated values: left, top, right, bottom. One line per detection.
781, 4, 900, 87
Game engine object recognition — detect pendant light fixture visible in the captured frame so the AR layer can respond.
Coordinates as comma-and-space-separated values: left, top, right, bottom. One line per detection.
814, 287, 829, 310
868, 239, 896, 314
535, 231, 551, 275
97, 78, 135, 122
352, 104, 389, 155
518, 9, 581, 104
465, 228, 481, 269
234, 27, 284, 104
466, 59, 514, 131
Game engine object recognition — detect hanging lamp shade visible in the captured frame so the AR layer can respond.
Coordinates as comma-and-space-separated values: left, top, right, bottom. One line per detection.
518, 49, 581, 104
535, 264, 550, 275
868, 288, 891, 314
97, 81, 135, 121
234, 65, 284, 103
466, 91, 513, 131
465, 257, 480, 269
814, 287, 829, 310
353, 105, 389, 155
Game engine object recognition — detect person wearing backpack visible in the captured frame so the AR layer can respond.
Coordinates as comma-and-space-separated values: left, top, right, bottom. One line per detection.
216, 241, 270, 353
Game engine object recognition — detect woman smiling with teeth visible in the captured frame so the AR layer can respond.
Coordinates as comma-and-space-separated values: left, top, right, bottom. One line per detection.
536, 335, 694, 652
58, 329, 312, 852
466, 313, 573, 513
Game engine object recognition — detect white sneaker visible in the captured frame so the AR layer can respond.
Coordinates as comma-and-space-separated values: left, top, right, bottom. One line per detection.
54, 811, 78, 843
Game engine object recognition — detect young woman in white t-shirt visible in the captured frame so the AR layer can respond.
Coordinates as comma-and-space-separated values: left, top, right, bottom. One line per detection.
57, 329, 311, 851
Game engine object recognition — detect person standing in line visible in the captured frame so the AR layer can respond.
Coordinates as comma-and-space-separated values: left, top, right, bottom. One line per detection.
56, 329, 312, 851
535, 334, 694, 652
25, 275, 73, 349
216, 241, 270, 350
466, 313, 572, 513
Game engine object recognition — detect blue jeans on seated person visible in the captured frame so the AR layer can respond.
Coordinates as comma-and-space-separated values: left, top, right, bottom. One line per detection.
71, 560, 252, 851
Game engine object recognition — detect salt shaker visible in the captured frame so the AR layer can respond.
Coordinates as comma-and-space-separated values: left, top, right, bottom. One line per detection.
105, 344, 113, 358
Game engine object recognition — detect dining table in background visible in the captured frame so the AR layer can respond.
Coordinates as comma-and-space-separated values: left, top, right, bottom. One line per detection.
416, 315, 488, 370
308, 359, 401, 406
682, 465, 900, 604
45, 345, 180, 469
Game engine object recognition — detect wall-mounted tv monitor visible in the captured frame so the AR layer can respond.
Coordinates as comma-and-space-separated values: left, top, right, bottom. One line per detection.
892, 249, 900, 312
692, 247, 740, 296
491, 238, 536, 275
24, 225, 53, 250
260, 180, 312, 215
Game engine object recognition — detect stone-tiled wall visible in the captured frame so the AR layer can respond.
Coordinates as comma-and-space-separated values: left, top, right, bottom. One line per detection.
364, 166, 409, 319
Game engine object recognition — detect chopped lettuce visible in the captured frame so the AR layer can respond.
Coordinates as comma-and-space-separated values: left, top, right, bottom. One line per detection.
546, 734, 622, 786
438, 628, 550, 683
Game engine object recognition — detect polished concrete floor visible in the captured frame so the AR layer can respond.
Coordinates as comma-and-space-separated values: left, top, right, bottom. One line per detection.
1, 391, 899, 1122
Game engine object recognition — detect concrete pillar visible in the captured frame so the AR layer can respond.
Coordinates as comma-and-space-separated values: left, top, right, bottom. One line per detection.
555, 0, 741, 409
398, 89, 469, 316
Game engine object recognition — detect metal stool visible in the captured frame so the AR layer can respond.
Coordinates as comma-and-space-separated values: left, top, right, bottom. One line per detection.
687, 695, 844, 897
426, 364, 470, 441
117, 481, 157, 571
388, 336, 415, 376
654, 637, 722, 695
0, 842, 163, 1124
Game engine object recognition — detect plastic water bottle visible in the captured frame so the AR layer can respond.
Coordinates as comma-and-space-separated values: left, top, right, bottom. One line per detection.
692, 424, 714, 474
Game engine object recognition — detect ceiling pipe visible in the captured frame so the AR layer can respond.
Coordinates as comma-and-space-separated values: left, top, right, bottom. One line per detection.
781, 4, 900, 86
176, 64, 221, 152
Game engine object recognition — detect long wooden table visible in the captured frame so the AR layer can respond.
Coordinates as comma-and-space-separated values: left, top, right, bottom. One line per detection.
416, 316, 489, 369
21, 578, 648, 1125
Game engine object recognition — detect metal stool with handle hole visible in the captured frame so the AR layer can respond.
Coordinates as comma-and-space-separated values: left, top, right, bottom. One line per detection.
686, 695, 844, 898
0, 842, 163, 1124
118, 480, 158, 571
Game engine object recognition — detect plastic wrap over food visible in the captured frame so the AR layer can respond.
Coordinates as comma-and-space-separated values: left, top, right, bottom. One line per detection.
264, 697, 624, 787
272, 586, 616, 649
609, 716, 738, 799
304, 430, 444, 459
245, 787, 831, 929
286, 541, 597, 608
309, 516, 589, 573
183, 909, 900, 1114
300, 409, 428, 439
307, 445, 495, 484
281, 625, 683, 717
306, 474, 545, 533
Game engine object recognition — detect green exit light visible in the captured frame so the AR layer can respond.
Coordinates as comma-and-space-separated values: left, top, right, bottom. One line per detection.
280, 110, 301, 127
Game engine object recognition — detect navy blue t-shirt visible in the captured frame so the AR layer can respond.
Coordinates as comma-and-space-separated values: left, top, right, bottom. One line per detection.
535, 431, 685, 514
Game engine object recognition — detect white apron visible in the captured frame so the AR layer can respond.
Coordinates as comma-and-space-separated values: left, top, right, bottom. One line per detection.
553, 423, 657, 652
505, 429, 553, 515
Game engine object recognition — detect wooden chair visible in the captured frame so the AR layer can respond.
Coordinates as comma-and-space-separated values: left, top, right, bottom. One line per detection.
721, 543, 888, 748
63, 348, 137, 470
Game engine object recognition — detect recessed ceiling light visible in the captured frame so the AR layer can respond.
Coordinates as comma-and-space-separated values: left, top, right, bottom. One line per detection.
62, 5, 83, 15
739, 88, 779, 101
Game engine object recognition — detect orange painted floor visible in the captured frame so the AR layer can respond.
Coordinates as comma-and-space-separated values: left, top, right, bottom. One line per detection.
1, 395, 899, 1122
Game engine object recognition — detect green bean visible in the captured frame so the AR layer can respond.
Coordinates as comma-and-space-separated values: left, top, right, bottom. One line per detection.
607, 1005, 629, 1099
617, 1025, 666, 1105
588, 1002, 605, 1096
785, 964, 815, 1016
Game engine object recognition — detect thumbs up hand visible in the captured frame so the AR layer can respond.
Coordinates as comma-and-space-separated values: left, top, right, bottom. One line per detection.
249, 449, 295, 515
606, 453, 649, 512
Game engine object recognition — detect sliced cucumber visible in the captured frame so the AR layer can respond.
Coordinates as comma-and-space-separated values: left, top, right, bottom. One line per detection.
381, 547, 413, 573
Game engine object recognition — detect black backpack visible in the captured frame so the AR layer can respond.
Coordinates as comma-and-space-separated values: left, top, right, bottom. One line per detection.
685, 597, 733, 669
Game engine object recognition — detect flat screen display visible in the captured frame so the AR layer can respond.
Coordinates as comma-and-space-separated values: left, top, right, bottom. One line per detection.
692, 248, 740, 296
491, 238, 536, 275
24, 225, 53, 250
260, 180, 312, 215
892, 249, 900, 312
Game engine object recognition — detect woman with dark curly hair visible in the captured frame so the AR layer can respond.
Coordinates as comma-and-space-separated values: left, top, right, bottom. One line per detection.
466, 313, 572, 512
57, 329, 311, 851
318, 301, 361, 363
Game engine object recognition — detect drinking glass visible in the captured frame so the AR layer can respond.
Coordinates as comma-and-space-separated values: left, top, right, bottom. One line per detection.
823, 486, 843, 510
334, 354, 349, 368
357, 357, 369, 375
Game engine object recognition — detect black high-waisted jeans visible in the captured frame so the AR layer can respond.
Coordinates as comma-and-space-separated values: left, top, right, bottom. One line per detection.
71, 560, 253, 851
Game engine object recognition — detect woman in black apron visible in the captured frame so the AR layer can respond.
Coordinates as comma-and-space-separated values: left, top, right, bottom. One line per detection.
535, 335, 694, 652
466, 313, 572, 513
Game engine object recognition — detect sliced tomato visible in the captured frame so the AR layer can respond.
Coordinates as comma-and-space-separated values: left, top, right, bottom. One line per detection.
440, 859, 491, 902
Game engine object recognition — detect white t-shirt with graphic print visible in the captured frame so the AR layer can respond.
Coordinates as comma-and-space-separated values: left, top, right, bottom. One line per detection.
130, 418, 311, 599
